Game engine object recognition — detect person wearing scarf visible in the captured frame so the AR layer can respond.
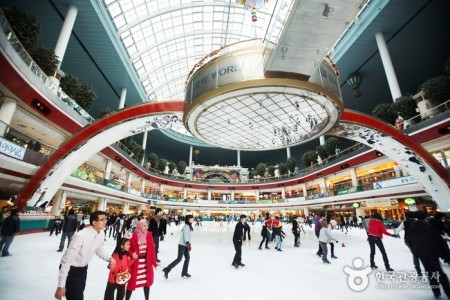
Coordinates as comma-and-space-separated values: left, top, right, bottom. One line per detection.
125, 220, 157, 300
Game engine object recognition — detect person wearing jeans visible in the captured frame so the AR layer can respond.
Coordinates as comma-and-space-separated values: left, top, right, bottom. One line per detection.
58, 209, 78, 252
163, 215, 194, 279
367, 213, 399, 271
0, 208, 20, 257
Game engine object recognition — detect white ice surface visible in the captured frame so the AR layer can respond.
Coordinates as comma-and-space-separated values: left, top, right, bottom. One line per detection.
0, 221, 447, 300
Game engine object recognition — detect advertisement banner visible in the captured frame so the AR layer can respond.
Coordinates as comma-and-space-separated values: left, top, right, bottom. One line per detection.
334, 186, 363, 196
129, 189, 141, 197
0, 137, 25, 160
194, 199, 219, 204
104, 179, 124, 191
366, 199, 392, 208
285, 197, 306, 203
166, 197, 187, 202
373, 176, 417, 190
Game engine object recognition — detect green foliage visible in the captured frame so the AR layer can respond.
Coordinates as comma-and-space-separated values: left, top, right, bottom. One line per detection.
176, 161, 187, 175
324, 137, 340, 157
395, 95, 417, 119
29, 45, 59, 76
98, 107, 115, 119
278, 163, 288, 176
372, 103, 397, 125
420, 76, 450, 106
120, 137, 144, 163
148, 153, 159, 169
157, 159, 167, 172
168, 161, 176, 174
267, 165, 275, 177
4, 7, 40, 51
60, 74, 97, 111
316, 145, 328, 159
302, 151, 318, 167
255, 163, 267, 177
286, 156, 297, 173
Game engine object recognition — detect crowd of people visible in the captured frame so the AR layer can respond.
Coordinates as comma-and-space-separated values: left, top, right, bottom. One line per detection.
1, 205, 450, 299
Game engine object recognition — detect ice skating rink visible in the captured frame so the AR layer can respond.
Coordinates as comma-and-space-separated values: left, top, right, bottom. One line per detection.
1, 221, 447, 299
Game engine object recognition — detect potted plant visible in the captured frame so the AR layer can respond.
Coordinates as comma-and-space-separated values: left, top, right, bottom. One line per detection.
394, 95, 418, 127
302, 151, 318, 168
371, 103, 397, 125
176, 161, 187, 175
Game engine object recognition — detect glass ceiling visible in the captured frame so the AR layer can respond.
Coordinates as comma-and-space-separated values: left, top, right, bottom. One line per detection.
102, 0, 292, 102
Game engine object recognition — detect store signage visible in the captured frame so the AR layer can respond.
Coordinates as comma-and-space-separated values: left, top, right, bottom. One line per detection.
405, 198, 416, 205
334, 186, 363, 196
353, 202, 359, 208
166, 197, 187, 202
129, 189, 141, 197
285, 197, 306, 203
194, 199, 219, 204
104, 179, 124, 191
366, 199, 392, 208
144, 194, 161, 200
0, 137, 25, 160
373, 176, 417, 190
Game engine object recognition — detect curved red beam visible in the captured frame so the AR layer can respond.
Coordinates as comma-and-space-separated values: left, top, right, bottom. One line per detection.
17, 101, 185, 209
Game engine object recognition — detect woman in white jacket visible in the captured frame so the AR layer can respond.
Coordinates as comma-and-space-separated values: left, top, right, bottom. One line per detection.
163, 215, 194, 279
319, 219, 338, 264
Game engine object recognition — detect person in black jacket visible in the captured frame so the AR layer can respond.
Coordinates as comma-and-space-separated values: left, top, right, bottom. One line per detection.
395, 211, 422, 276
0, 207, 20, 257
292, 217, 300, 247
258, 219, 270, 250
232, 214, 246, 269
243, 220, 251, 241
149, 208, 162, 262
159, 213, 168, 241
408, 210, 450, 299
57, 209, 78, 252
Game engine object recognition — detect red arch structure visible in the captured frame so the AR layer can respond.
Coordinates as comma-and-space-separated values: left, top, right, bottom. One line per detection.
17, 105, 450, 211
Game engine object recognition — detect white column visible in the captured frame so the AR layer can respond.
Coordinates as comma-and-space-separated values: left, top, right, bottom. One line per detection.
104, 160, 112, 180
350, 168, 358, 187
141, 132, 148, 166
118, 88, 127, 110
355, 208, 362, 218
281, 209, 286, 217
207, 190, 212, 201
393, 165, 402, 178
141, 179, 146, 194
286, 147, 291, 158
303, 207, 309, 217
123, 201, 130, 214
255, 190, 260, 201
189, 146, 193, 167
98, 197, 107, 211
375, 32, 402, 101
51, 190, 64, 216
237, 150, 241, 167
319, 135, 325, 146
281, 187, 286, 200
182, 208, 187, 216
231, 190, 235, 200
183, 188, 188, 200
127, 172, 133, 190
302, 184, 307, 197
54, 5, 78, 68
441, 150, 449, 168
320, 177, 327, 193
160, 184, 164, 195
0, 97, 17, 135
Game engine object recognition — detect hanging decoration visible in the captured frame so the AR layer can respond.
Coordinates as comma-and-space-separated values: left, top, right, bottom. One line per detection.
236, 0, 269, 22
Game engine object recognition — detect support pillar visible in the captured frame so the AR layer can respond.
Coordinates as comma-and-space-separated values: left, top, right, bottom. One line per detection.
375, 32, 402, 101
182, 208, 187, 216
189, 146, 193, 167
355, 208, 362, 219
350, 167, 358, 187
207, 189, 212, 201
183, 188, 188, 200
51, 190, 65, 216
441, 150, 449, 168
393, 165, 402, 178
50, 5, 78, 86
303, 207, 309, 217
320, 177, 327, 194
237, 150, 241, 167
302, 184, 307, 198
281, 187, 286, 200
127, 172, 133, 190
141, 179, 146, 194
104, 160, 112, 180
319, 135, 325, 146
98, 197, 107, 211
123, 201, 129, 214
286, 147, 291, 158
0, 97, 17, 136
255, 190, 260, 201
141, 132, 148, 166
231, 190, 235, 200
118, 88, 127, 109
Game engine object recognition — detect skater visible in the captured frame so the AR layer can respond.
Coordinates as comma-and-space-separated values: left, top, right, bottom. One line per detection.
292, 217, 300, 247
274, 223, 286, 251
159, 214, 167, 241
104, 238, 137, 300
0, 207, 20, 257
149, 208, 162, 263
55, 211, 115, 300
258, 219, 270, 250
231, 214, 246, 269
163, 215, 194, 279
50, 217, 62, 236
315, 215, 323, 257
409, 210, 450, 299
57, 209, 77, 252
368, 213, 399, 271
126, 220, 158, 300
319, 219, 338, 264
243, 220, 251, 241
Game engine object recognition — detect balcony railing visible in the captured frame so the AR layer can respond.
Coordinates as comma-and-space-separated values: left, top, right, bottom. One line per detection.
0, 9, 95, 124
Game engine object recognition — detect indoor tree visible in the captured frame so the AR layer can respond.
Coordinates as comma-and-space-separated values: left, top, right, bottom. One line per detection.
395, 95, 417, 120
278, 162, 288, 176
267, 165, 275, 177
324, 137, 340, 158
286, 157, 297, 174
60, 74, 97, 111
148, 153, 159, 169
302, 151, 318, 168
157, 159, 167, 172
420, 75, 450, 106
176, 161, 187, 175
255, 163, 267, 177
168, 161, 176, 174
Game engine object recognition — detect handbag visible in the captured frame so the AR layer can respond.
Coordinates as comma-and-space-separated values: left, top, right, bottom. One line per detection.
115, 269, 131, 285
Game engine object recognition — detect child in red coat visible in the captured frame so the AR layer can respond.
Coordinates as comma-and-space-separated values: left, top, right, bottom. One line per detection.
104, 238, 137, 300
